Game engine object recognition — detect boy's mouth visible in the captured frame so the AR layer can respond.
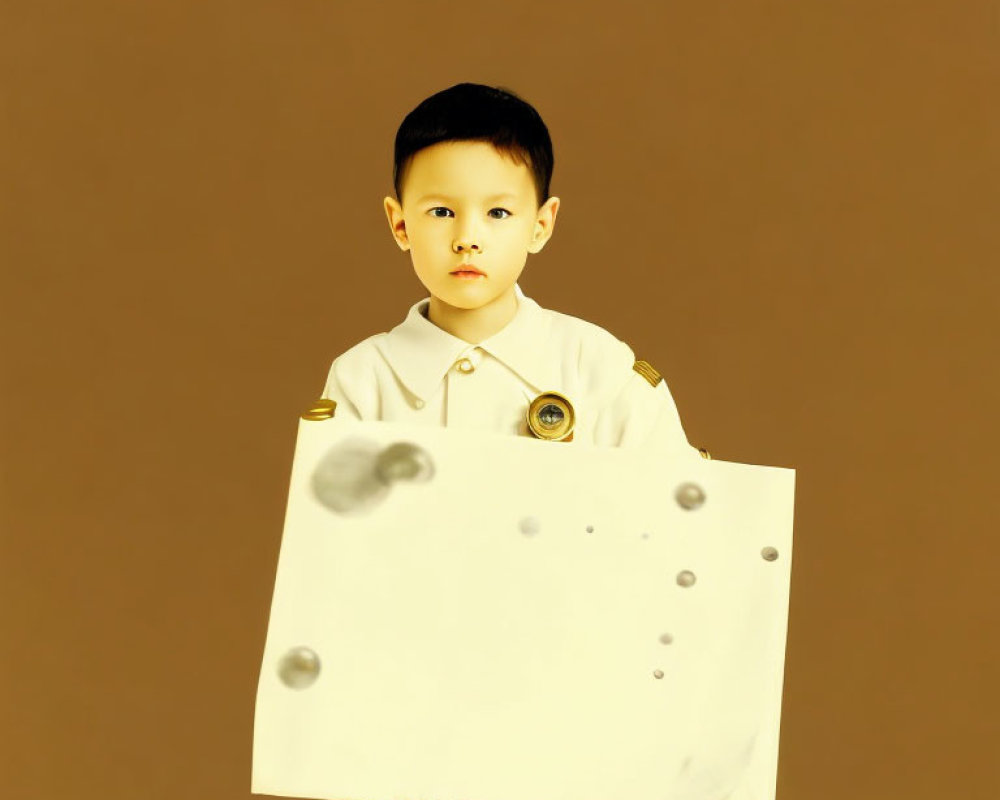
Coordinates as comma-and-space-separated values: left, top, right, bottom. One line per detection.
451, 266, 485, 276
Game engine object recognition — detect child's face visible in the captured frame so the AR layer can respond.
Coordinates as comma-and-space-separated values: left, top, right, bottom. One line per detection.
384, 140, 559, 313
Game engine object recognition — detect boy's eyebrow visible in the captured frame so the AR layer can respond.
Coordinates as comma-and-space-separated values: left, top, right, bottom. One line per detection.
415, 192, 518, 203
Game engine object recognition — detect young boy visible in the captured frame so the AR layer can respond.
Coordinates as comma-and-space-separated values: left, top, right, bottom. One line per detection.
320, 82, 697, 456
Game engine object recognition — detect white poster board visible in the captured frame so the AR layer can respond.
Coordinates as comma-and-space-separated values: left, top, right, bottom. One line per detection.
253, 419, 795, 800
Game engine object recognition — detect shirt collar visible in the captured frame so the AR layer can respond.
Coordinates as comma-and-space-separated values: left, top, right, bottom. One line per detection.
374, 282, 560, 403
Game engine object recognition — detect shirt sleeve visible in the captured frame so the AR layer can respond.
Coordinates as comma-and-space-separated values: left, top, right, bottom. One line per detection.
597, 366, 697, 455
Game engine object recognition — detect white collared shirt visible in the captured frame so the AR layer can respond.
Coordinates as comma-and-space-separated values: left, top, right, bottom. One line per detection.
322, 283, 693, 453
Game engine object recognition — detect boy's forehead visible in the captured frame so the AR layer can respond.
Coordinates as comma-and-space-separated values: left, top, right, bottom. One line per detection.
404, 142, 533, 199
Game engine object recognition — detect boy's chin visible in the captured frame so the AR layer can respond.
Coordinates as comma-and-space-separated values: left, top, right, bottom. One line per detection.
430, 285, 515, 312
432, 294, 491, 312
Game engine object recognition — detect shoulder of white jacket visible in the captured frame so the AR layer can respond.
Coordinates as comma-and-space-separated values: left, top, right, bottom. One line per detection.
326, 333, 389, 386
541, 306, 635, 360
330, 332, 386, 365
542, 308, 668, 396
320, 334, 389, 420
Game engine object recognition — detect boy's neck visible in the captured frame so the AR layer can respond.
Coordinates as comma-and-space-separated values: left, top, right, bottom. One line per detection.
426, 287, 519, 344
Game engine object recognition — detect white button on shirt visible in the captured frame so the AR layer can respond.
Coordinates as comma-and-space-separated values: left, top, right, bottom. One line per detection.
322, 283, 693, 454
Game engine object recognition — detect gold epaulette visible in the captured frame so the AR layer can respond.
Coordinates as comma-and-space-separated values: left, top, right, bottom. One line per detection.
301, 398, 337, 420
632, 359, 663, 387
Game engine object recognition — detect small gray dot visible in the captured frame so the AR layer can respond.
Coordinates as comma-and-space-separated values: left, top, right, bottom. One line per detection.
519, 516, 541, 536
761, 546, 779, 561
585, 525, 594, 533
659, 632, 674, 645
676, 570, 697, 588
653, 669, 665, 679
641, 531, 650, 539
674, 482, 706, 511
278, 646, 321, 690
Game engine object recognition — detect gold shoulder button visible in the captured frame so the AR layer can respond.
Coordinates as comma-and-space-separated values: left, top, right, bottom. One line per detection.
698, 447, 712, 460
632, 359, 663, 387
302, 398, 337, 421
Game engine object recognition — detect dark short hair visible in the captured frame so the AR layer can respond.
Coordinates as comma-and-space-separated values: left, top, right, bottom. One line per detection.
392, 82, 554, 209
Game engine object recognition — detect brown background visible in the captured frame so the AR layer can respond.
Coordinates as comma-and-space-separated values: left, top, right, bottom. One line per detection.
2, 1, 997, 797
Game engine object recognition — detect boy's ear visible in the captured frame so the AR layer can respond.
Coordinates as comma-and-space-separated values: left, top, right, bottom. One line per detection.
527, 196, 560, 254
383, 196, 409, 251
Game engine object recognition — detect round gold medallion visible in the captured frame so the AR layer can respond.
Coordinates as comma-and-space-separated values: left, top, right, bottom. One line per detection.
526, 391, 575, 442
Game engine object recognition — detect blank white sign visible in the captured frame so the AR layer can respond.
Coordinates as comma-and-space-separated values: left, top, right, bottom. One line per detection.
253, 419, 795, 800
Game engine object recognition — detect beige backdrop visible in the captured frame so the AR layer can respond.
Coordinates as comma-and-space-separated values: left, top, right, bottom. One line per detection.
2, 1, 997, 798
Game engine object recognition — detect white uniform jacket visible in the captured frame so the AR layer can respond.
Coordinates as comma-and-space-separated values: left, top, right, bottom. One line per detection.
322, 283, 693, 454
